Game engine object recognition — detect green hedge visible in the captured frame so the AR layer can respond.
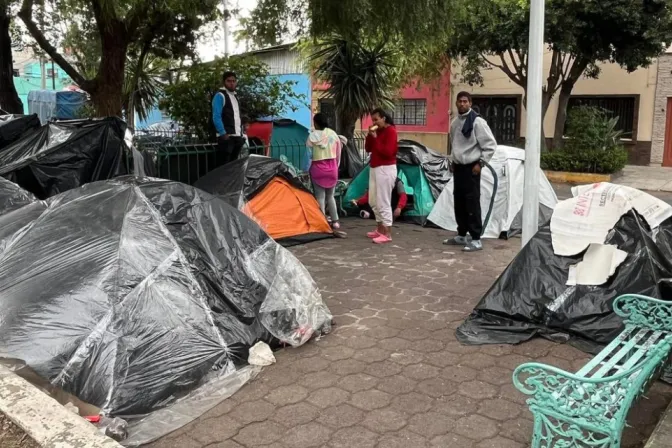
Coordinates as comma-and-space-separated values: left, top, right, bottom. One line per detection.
541, 148, 628, 174
540, 105, 629, 174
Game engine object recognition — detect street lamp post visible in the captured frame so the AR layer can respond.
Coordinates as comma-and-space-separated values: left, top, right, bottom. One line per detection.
223, 0, 230, 57
521, 0, 545, 247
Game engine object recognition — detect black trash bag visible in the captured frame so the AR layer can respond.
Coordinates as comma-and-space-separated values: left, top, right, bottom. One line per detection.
0, 114, 41, 150
0, 177, 332, 417
0, 177, 35, 215
456, 211, 672, 352
397, 140, 451, 200
339, 140, 364, 179
0, 117, 129, 199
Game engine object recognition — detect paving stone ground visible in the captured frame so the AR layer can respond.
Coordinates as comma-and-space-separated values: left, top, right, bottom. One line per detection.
150, 217, 672, 448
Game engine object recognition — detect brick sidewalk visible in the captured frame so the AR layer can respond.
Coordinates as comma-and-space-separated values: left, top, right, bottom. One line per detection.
150, 219, 672, 448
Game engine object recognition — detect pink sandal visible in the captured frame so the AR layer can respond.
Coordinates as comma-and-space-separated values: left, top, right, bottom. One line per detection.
372, 234, 392, 244
367, 230, 381, 238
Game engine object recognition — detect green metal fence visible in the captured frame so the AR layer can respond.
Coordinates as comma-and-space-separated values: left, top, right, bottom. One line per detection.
130, 133, 366, 186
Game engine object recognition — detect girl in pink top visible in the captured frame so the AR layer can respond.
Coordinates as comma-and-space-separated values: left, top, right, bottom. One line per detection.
306, 113, 342, 229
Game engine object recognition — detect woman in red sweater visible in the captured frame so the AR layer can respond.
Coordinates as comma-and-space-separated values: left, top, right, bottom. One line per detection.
364, 108, 398, 244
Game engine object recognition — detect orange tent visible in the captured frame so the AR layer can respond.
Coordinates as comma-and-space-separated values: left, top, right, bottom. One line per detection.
195, 156, 333, 246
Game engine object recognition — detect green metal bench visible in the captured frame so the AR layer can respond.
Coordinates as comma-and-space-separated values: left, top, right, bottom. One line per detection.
513, 294, 672, 448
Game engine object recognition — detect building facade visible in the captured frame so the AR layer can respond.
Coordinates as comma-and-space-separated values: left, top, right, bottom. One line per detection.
450, 53, 658, 165
245, 44, 312, 130
651, 48, 672, 167
12, 49, 72, 114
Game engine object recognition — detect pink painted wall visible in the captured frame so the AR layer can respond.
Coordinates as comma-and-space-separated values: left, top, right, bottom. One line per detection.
359, 73, 451, 133
313, 71, 452, 134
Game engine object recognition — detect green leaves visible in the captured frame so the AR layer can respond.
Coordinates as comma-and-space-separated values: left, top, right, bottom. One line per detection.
541, 105, 629, 174
160, 57, 307, 140
123, 53, 169, 122
309, 37, 398, 123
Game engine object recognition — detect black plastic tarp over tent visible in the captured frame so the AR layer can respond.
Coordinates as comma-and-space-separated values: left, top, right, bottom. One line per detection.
0, 177, 331, 441
0, 177, 35, 215
0, 114, 41, 150
0, 117, 130, 199
396, 140, 451, 201
457, 185, 672, 353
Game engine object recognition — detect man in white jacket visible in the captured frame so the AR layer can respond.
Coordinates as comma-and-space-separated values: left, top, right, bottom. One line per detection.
445, 91, 497, 252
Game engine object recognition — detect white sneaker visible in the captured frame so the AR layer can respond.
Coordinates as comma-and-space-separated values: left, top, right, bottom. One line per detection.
443, 235, 472, 246
463, 240, 483, 252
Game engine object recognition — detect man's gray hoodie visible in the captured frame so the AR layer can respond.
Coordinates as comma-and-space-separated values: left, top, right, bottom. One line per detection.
450, 110, 497, 165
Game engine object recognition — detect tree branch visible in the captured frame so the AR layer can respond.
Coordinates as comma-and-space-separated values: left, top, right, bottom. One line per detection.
18, 0, 90, 88
487, 53, 525, 88
507, 49, 522, 78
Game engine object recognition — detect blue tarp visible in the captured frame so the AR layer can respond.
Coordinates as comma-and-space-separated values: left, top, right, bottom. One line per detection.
28, 90, 87, 124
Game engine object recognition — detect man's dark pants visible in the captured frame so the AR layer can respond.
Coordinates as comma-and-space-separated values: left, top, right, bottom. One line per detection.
216, 136, 245, 168
453, 162, 483, 240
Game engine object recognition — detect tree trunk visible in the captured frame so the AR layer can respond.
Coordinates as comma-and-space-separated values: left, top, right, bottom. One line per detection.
90, 31, 129, 117
522, 91, 552, 152
0, 5, 23, 114
552, 82, 575, 150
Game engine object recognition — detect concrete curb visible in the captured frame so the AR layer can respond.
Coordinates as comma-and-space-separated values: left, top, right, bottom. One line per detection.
645, 398, 672, 448
0, 365, 122, 448
544, 170, 612, 184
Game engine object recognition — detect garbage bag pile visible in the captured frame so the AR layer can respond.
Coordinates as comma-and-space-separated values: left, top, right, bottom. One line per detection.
457, 183, 672, 352
0, 114, 41, 150
0, 117, 130, 199
0, 177, 35, 216
0, 177, 332, 442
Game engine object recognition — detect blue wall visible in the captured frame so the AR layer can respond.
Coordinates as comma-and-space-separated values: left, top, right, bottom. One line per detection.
136, 108, 166, 128
271, 74, 311, 129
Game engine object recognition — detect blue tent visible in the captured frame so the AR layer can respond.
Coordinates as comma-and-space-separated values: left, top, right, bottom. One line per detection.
28, 90, 87, 124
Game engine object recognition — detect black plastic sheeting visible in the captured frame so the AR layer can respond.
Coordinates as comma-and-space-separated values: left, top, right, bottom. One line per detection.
0, 114, 41, 150
0, 177, 332, 418
0, 177, 35, 216
194, 155, 308, 209
340, 140, 364, 179
456, 211, 672, 353
397, 140, 451, 200
0, 117, 130, 199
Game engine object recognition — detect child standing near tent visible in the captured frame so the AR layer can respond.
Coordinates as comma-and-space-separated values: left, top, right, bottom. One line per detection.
446, 91, 497, 252
306, 113, 342, 230
365, 108, 398, 244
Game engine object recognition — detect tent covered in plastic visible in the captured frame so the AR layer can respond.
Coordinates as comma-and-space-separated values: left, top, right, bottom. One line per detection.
195, 155, 333, 246
428, 146, 558, 238
0, 114, 41, 150
456, 183, 672, 352
343, 140, 451, 225
0, 117, 130, 199
28, 89, 87, 124
0, 176, 332, 444
0, 177, 35, 215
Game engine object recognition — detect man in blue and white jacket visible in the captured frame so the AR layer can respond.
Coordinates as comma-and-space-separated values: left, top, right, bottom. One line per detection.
212, 71, 244, 166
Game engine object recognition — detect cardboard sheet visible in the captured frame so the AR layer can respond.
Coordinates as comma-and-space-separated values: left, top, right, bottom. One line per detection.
551, 183, 672, 256
566, 244, 628, 286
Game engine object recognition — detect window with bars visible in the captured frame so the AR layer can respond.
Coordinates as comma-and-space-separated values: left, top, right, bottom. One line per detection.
393, 99, 427, 126
566, 96, 637, 138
